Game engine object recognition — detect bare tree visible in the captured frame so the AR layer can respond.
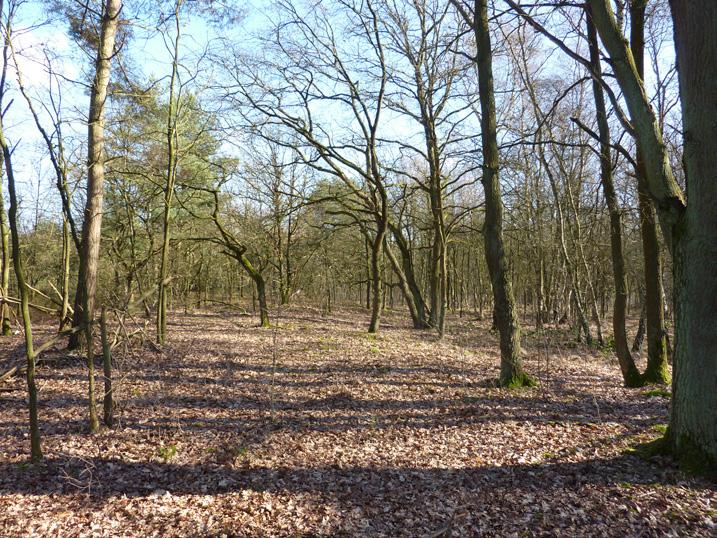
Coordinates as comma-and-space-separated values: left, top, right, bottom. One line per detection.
69, 0, 123, 432
451, 0, 534, 387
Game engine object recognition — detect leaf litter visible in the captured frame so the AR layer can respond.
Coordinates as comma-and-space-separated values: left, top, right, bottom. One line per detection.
0, 307, 714, 537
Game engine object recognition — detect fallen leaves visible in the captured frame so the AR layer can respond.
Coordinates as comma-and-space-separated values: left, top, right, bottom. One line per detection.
0, 307, 714, 537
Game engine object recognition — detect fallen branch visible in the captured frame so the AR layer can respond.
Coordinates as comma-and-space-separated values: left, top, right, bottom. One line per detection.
0, 325, 86, 383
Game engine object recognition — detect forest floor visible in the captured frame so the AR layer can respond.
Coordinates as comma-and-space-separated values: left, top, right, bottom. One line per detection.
0, 307, 714, 537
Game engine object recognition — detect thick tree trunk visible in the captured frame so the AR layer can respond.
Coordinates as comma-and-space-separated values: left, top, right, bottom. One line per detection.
667, 0, 717, 473
590, 0, 716, 471
471, 0, 532, 387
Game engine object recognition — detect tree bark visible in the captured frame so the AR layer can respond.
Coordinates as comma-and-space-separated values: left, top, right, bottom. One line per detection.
389, 222, 429, 328
69, 0, 122, 363
0, 161, 11, 336
666, 0, 717, 473
156, 0, 182, 345
629, 0, 670, 385
586, 7, 641, 386
0, 60, 41, 459
468, 0, 532, 387
240, 254, 270, 328
590, 0, 716, 471
100, 306, 113, 427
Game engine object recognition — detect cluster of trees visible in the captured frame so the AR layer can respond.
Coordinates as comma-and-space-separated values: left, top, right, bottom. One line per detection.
0, 0, 714, 472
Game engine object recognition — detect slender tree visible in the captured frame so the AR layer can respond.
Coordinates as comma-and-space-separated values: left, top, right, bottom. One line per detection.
70, 0, 123, 431
0, 0, 41, 460
452, 0, 533, 387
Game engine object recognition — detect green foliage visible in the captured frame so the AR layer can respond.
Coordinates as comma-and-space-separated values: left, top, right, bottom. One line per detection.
157, 444, 177, 463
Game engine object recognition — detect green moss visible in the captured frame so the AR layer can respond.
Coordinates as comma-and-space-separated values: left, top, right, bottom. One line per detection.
628, 431, 717, 479
674, 434, 717, 478
652, 424, 668, 434
500, 372, 538, 389
642, 364, 671, 385
157, 444, 177, 463
644, 388, 671, 398
632, 435, 670, 460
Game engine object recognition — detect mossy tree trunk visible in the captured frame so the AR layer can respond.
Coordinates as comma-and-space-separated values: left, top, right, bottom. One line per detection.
589, 0, 716, 471
666, 0, 717, 473
0, 164, 11, 336
0, 12, 41, 457
586, 7, 641, 386
454, 0, 533, 387
629, 0, 670, 385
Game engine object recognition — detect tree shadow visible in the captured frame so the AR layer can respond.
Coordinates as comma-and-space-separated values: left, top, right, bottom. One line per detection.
0, 453, 712, 535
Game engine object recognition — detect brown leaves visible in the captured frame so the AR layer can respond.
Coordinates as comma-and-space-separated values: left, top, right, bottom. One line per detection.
0, 309, 714, 537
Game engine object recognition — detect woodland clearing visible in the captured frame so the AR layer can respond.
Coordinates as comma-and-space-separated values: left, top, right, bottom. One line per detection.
0, 308, 714, 537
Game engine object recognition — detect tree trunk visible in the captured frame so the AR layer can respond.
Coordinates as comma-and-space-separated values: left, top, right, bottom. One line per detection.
368, 224, 385, 333
666, 0, 717, 473
389, 223, 429, 328
590, 0, 716, 471
0, 96, 42, 461
60, 217, 72, 331
0, 162, 11, 336
69, 0, 122, 355
586, 7, 641, 386
156, 0, 182, 345
100, 306, 113, 427
470, 0, 532, 387
240, 254, 270, 328
630, 1, 670, 385
384, 239, 423, 328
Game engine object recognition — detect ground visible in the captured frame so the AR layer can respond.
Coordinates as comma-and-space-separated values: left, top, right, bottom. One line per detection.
0, 307, 714, 537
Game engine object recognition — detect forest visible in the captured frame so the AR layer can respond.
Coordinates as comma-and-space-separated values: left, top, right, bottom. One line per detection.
0, 0, 715, 536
